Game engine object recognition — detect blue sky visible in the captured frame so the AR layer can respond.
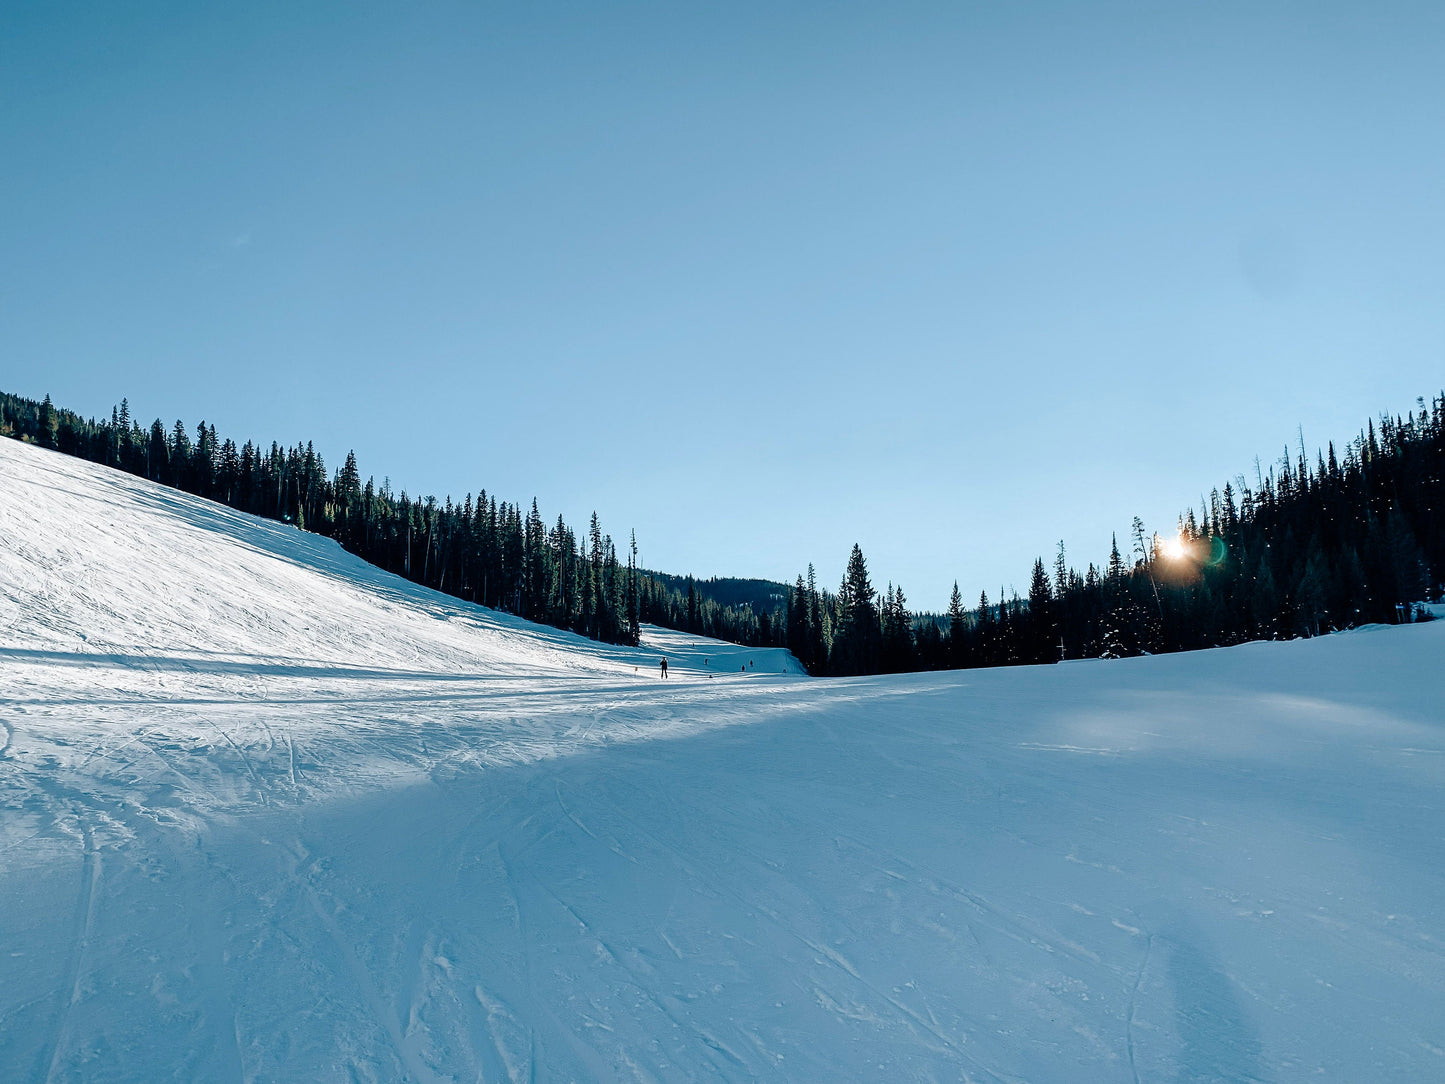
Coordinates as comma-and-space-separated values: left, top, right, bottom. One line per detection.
4, 2, 1443, 608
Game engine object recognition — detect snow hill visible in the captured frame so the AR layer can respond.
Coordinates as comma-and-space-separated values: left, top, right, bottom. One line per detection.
2, 435, 1443, 1083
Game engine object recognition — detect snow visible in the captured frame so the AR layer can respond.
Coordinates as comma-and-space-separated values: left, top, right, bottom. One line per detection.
2, 435, 1443, 1082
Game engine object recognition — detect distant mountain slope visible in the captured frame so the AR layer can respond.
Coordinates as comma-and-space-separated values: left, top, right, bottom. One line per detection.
640, 570, 792, 612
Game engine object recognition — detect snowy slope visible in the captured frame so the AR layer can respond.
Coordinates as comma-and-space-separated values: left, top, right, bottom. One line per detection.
2, 436, 1443, 1083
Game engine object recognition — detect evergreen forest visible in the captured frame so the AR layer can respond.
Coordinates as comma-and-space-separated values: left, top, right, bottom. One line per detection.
5, 388, 1442, 677
1, 390, 781, 650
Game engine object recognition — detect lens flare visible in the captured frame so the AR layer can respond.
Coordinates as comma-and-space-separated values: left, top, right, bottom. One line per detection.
1160, 535, 1188, 561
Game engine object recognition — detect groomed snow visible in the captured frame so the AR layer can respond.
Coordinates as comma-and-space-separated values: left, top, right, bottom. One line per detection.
1, 436, 1443, 1082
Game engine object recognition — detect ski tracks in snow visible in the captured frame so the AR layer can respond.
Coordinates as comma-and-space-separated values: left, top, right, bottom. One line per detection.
39, 816, 101, 1084
587, 786, 1007, 1080
495, 839, 620, 1082
301, 882, 445, 1084
1125, 932, 1154, 1084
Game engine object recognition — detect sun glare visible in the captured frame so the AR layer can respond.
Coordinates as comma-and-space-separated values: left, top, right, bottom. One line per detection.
1160, 535, 1187, 561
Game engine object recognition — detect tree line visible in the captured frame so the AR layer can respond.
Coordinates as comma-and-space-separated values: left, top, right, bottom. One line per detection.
637, 574, 785, 647
784, 394, 1443, 675
2, 390, 768, 649
6, 388, 1441, 675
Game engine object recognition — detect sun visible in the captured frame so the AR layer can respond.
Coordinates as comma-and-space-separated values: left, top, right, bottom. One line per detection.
1160, 535, 1188, 561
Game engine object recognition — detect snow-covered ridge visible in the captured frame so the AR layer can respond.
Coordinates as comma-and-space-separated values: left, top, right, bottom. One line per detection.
2, 435, 1443, 1082
0, 436, 798, 679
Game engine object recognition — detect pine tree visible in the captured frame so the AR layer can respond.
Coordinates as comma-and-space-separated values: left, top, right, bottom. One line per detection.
788, 574, 811, 668
880, 583, 915, 672
147, 420, 168, 481
832, 544, 880, 675
626, 531, 641, 644
38, 395, 58, 448
1027, 557, 1055, 663
806, 564, 828, 672
947, 582, 966, 667
1106, 534, 1126, 584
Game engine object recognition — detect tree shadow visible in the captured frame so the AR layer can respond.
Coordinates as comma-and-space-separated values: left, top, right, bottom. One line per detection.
0, 646, 513, 683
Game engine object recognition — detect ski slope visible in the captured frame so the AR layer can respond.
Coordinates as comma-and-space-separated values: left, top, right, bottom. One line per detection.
1, 435, 1443, 1083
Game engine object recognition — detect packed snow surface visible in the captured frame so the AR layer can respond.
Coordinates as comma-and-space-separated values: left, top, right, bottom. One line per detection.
1, 437, 1443, 1083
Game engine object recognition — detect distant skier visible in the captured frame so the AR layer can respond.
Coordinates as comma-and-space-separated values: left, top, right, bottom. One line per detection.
660, 657, 668, 679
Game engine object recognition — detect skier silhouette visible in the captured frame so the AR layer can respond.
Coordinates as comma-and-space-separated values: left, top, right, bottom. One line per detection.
660, 657, 668, 679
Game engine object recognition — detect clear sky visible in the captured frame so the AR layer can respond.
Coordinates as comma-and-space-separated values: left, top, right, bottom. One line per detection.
4, 2, 1443, 609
